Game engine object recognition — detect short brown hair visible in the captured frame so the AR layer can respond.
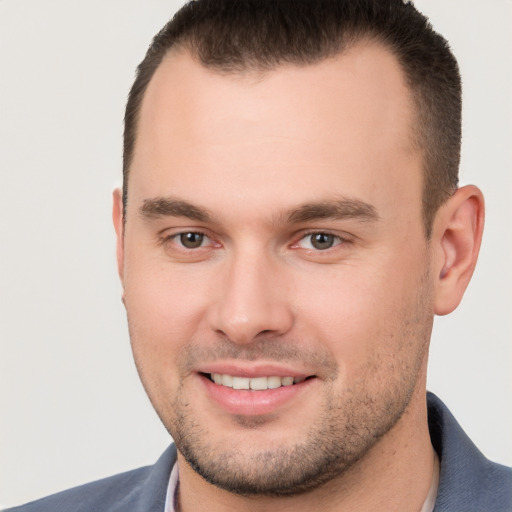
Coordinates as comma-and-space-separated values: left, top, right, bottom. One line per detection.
123, 0, 461, 237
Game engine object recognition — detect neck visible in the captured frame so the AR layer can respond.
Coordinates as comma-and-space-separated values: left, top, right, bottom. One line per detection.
177, 388, 435, 512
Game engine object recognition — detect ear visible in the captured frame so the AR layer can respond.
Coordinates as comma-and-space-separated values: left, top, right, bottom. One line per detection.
112, 188, 125, 284
432, 185, 485, 316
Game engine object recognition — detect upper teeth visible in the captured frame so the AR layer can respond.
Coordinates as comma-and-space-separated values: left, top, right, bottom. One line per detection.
210, 373, 305, 390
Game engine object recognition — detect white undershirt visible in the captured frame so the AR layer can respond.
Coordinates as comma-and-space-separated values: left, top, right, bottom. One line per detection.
421, 450, 440, 512
164, 452, 440, 512
164, 461, 179, 512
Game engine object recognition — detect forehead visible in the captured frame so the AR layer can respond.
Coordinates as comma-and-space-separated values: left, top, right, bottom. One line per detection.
128, 43, 421, 223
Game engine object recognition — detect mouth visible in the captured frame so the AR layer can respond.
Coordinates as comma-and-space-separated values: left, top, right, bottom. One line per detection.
202, 372, 314, 390
198, 369, 318, 416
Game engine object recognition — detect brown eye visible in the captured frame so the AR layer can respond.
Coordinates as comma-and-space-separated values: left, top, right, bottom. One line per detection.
179, 232, 205, 248
310, 233, 335, 250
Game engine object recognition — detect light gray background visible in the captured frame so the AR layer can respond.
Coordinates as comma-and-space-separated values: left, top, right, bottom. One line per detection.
0, 0, 510, 508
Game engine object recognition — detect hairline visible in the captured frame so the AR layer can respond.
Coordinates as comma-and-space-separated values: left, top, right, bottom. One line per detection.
123, 37, 445, 239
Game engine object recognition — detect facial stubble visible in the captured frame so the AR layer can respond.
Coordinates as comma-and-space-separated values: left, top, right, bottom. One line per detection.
169, 317, 431, 495
128, 267, 434, 497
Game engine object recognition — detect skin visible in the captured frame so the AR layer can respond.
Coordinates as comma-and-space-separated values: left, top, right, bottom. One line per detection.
113, 43, 484, 511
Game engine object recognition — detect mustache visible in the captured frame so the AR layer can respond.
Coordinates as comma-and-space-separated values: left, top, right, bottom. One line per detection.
179, 336, 338, 375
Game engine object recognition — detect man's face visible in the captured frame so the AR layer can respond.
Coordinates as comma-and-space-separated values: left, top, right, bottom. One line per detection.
118, 44, 435, 495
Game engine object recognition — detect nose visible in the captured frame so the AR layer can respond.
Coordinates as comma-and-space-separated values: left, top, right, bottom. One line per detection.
207, 251, 294, 344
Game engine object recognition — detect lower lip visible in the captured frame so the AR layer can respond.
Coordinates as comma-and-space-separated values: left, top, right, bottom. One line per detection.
200, 375, 314, 416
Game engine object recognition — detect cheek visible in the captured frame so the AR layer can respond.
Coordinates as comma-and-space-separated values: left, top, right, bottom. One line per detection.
294, 252, 432, 377
125, 252, 211, 329
122, 254, 215, 385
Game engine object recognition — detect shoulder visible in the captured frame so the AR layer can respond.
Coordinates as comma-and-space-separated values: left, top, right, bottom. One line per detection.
4, 445, 177, 512
4, 467, 152, 512
428, 393, 512, 512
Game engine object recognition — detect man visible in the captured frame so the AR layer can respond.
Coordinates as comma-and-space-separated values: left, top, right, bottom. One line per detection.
6, 0, 511, 511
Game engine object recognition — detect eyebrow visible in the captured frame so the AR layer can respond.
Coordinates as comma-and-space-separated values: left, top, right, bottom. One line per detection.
140, 197, 211, 222
139, 196, 378, 225
286, 198, 379, 224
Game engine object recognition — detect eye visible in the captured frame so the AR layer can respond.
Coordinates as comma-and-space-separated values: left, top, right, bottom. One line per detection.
159, 230, 221, 260
297, 232, 342, 250
177, 232, 208, 249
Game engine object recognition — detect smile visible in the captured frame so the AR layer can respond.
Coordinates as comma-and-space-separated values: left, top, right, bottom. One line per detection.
200, 370, 316, 415
209, 373, 308, 390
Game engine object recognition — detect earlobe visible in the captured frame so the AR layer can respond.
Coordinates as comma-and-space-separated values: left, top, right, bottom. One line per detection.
433, 185, 485, 316
112, 188, 125, 283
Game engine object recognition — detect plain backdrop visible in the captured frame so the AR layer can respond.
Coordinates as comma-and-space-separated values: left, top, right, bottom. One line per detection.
0, 0, 511, 508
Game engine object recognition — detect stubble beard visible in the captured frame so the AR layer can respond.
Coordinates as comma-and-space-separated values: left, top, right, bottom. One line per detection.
168, 330, 430, 496
170, 381, 417, 497
132, 270, 434, 498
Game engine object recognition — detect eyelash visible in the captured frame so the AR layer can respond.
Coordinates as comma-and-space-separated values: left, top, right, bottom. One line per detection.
160, 230, 351, 253
290, 231, 353, 254
160, 231, 218, 250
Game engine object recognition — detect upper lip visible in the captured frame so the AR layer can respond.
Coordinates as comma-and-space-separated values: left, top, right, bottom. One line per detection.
196, 362, 314, 379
